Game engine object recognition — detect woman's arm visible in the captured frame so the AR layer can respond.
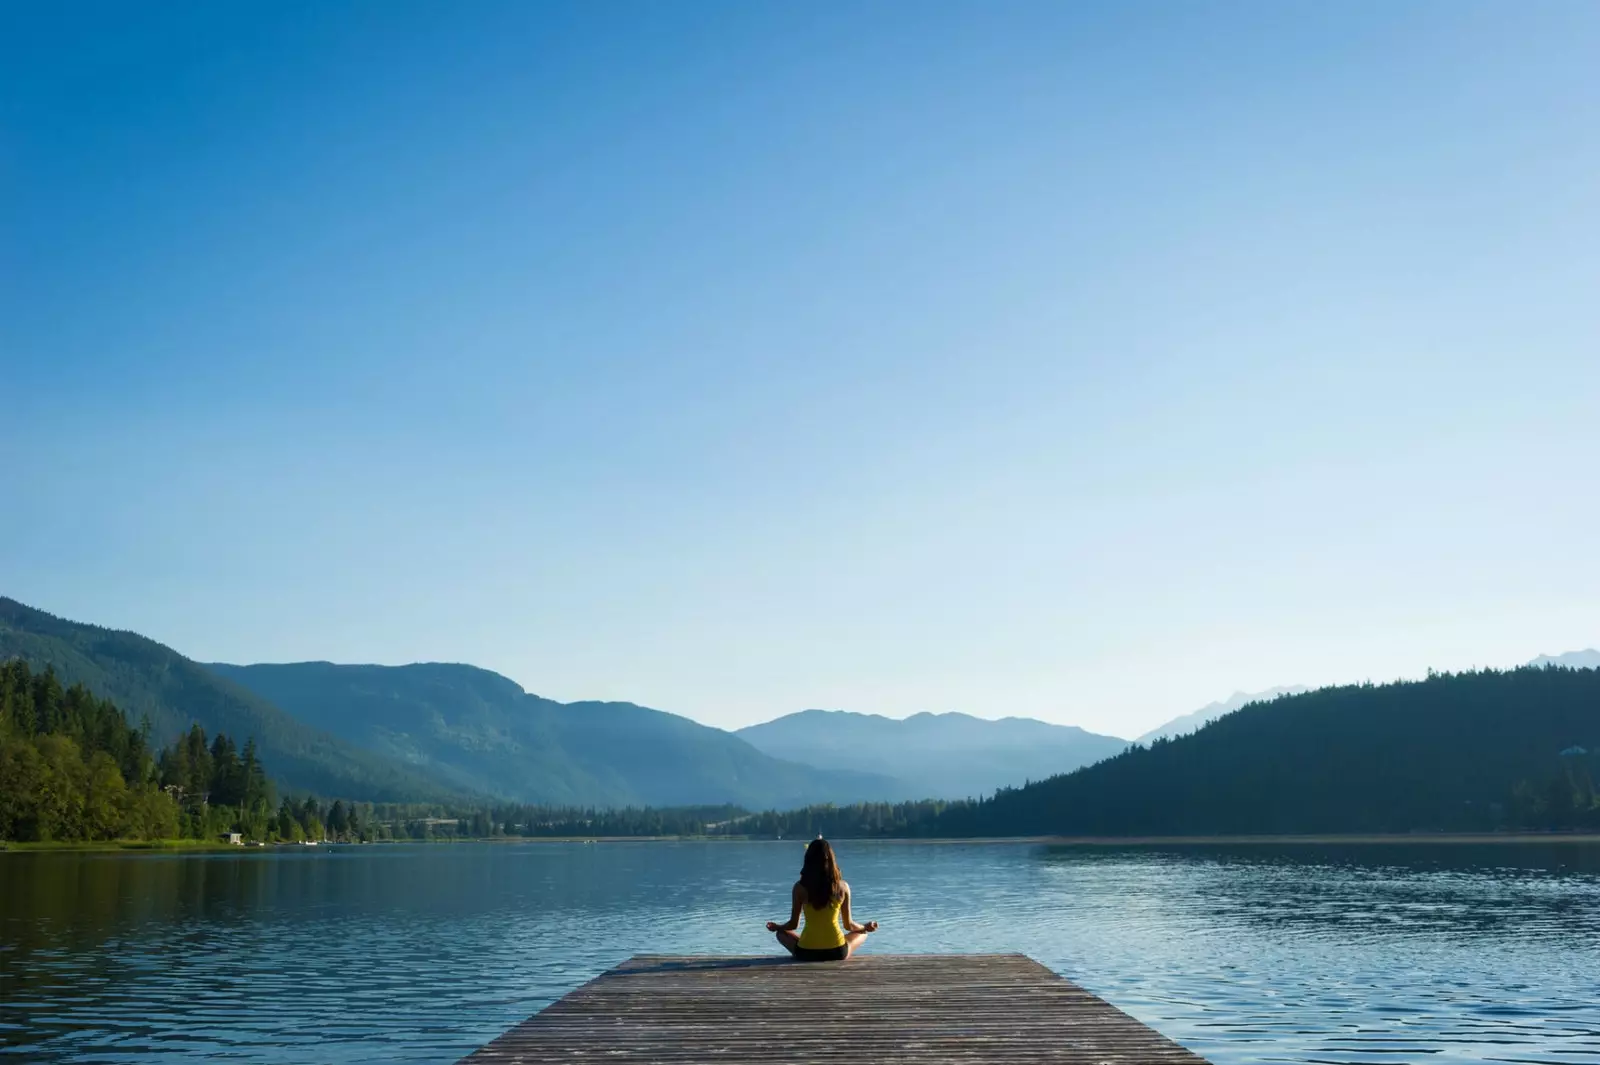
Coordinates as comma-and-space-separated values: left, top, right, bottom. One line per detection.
839, 882, 878, 934
765, 882, 805, 933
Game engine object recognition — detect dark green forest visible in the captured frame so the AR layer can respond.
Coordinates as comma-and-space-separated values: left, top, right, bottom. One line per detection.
317, 800, 962, 840
0, 661, 273, 842
340, 800, 964, 840
7, 635, 1597, 844
0, 660, 393, 845
1, 660, 177, 841
705, 800, 968, 839
334, 670, 1600, 842
355, 802, 748, 840
935, 667, 1600, 837
0, 598, 460, 802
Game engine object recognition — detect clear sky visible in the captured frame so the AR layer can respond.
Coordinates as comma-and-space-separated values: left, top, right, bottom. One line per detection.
3, 2, 1597, 739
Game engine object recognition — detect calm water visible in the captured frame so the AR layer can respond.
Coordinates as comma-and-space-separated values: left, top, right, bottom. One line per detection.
3, 840, 1599, 1064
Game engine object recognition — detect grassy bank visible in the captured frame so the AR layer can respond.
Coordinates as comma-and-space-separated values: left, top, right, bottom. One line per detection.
0, 838, 248, 854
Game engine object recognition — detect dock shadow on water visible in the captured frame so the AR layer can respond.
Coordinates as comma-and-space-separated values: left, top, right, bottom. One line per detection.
3, 840, 1599, 1064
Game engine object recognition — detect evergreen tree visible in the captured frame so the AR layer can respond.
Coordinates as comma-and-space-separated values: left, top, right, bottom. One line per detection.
31, 666, 64, 736
0, 660, 275, 843
209, 733, 241, 807
275, 798, 305, 842
240, 738, 270, 809
183, 724, 212, 805
327, 799, 349, 840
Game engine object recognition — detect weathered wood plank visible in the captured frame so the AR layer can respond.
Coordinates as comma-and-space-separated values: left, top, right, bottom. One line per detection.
461, 954, 1210, 1064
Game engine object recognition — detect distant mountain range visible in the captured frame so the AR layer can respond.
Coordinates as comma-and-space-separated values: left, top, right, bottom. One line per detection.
1136, 686, 1309, 744
2, 595, 1105, 807
0, 598, 906, 809
737, 710, 1127, 800
208, 661, 899, 808
1529, 649, 1600, 671
8, 594, 1597, 812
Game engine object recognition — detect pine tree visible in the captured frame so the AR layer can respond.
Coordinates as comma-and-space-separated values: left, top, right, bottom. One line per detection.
0, 662, 262, 844
240, 738, 270, 810
31, 666, 64, 735
183, 725, 212, 806
327, 799, 349, 840
209, 733, 242, 807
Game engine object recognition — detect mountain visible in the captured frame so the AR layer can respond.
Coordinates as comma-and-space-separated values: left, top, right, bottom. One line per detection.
941, 666, 1600, 836
0, 597, 458, 801
1528, 649, 1600, 670
736, 709, 1128, 800
1136, 686, 1309, 744
208, 662, 904, 809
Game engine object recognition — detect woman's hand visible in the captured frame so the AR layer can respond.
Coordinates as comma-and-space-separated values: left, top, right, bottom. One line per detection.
765, 921, 780, 932
863, 921, 879, 933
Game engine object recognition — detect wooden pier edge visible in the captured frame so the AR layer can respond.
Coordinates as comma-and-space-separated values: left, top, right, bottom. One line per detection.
461, 953, 1211, 1063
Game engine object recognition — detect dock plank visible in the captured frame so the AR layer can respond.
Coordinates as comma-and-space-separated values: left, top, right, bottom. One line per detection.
462, 954, 1209, 1064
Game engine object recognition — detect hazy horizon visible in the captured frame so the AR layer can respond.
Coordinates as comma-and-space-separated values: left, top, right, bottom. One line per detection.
5, 2, 1598, 737
18, 594, 1596, 737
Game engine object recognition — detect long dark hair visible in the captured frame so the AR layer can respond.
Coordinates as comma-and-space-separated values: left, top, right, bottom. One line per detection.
799, 837, 843, 908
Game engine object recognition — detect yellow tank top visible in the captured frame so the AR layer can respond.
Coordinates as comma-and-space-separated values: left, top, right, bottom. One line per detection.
797, 891, 846, 949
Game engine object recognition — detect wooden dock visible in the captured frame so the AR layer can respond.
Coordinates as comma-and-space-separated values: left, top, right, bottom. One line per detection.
461, 954, 1210, 1064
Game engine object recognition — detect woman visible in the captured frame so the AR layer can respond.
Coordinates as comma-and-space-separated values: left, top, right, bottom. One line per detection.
766, 838, 879, 961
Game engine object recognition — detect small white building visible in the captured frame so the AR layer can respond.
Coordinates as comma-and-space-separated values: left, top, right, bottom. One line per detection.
226, 833, 243, 846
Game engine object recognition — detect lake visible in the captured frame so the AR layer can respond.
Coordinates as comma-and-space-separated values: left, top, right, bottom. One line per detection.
3, 840, 1598, 1064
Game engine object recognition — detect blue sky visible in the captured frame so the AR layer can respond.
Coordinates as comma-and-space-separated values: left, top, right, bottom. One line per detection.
3, 2, 1597, 737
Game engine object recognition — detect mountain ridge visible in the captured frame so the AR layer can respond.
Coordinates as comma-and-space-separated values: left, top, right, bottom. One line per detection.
1529, 649, 1600, 670
1135, 648, 1600, 744
736, 707, 1128, 799
942, 665, 1600, 835
1136, 686, 1310, 744
209, 661, 905, 808
0, 597, 461, 801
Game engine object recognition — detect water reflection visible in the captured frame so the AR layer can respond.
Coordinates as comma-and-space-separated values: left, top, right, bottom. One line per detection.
1033, 842, 1600, 942
2, 841, 1598, 1064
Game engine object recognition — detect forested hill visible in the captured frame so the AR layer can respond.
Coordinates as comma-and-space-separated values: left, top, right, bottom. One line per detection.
0, 598, 459, 802
939, 667, 1600, 836
1135, 686, 1308, 744
208, 661, 904, 809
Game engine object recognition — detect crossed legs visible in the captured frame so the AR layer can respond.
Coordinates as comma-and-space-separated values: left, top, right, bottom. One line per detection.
774, 927, 870, 959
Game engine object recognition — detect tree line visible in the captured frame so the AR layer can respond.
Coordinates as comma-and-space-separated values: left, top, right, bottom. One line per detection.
391, 669, 1592, 842
0, 661, 276, 844
9, 657, 1595, 845
1, 660, 180, 841
313, 799, 971, 841
935, 666, 1600, 838
341, 802, 749, 840
705, 800, 970, 839
1506, 746, 1599, 830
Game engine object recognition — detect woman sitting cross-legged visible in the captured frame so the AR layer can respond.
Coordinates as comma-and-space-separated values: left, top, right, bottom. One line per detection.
766, 838, 878, 962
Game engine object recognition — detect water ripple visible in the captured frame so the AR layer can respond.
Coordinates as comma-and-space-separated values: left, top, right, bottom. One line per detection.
2, 841, 1598, 1064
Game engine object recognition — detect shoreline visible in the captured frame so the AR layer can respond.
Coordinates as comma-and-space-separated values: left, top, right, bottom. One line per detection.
1028, 832, 1600, 846
6, 831, 1599, 854
484, 832, 1600, 846
0, 839, 250, 854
